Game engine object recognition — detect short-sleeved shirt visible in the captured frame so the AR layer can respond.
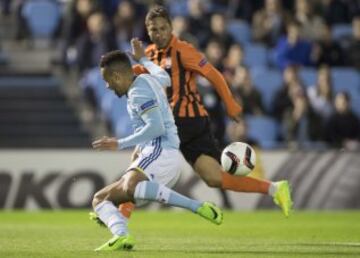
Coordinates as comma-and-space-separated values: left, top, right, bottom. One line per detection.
144, 36, 212, 118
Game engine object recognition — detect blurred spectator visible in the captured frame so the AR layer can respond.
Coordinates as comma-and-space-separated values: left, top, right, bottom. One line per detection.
272, 65, 304, 121
252, 0, 291, 47
272, 73, 322, 145
226, 0, 262, 22
76, 11, 117, 73
294, 0, 325, 41
274, 21, 313, 70
58, 0, 98, 70
346, 16, 360, 70
97, 0, 121, 18
197, 39, 226, 147
210, 0, 229, 13
312, 23, 345, 66
172, 16, 198, 47
223, 43, 244, 83
317, 0, 351, 25
307, 65, 334, 120
113, 0, 144, 51
187, 0, 210, 48
281, 85, 314, 144
227, 118, 250, 143
226, 119, 265, 179
203, 39, 225, 70
205, 13, 235, 49
326, 92, 360, 149
348, 0, 360, 20
231, 66, 264, 115
197, 75, 226, 147
1, 0, 11, 16
14, 0, 29, 41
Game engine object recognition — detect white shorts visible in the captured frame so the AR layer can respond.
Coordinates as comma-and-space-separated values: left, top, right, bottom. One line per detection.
127, 146, 183, 189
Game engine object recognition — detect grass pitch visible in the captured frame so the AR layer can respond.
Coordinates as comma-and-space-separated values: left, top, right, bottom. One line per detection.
0, 210, 359, 258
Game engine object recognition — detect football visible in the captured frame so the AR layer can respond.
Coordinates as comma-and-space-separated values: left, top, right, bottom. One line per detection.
221, 142, 256, 176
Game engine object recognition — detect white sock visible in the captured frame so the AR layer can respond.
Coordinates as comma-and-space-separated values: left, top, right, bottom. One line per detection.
268, 182, 277, 196
94, 200, 128, 236
134, 181, 201, 212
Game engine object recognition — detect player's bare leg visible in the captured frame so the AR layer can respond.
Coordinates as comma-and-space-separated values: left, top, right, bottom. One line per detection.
93, 169, 223, 251
193, 154, 293, 216
92, 171, 147, 251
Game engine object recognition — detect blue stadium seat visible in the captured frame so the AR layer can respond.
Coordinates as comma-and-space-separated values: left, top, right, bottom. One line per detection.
250, 68, 282, 112
227, 20, 251, 45
299, 67, 317, 87
168, 0, 189, 16
332, 24, 352, 41
22, 0, 61, 38
244, 44, 268, 68
80, 69, 108, 106
331, 68, 360, 95
331, 68, 360, 117
245, 115, 279, 149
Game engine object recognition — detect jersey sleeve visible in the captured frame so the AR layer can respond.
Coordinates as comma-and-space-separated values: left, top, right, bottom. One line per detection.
118, 81, 165, 149
179, 42, 212, 75
179, 42, 242, 118
129, 80, 159, 116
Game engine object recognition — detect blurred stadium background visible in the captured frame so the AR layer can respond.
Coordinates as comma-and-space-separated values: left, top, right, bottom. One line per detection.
0, 0, 360, 256
0, 0, 359, 210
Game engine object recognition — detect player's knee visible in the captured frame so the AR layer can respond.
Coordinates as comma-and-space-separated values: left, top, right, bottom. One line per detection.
92, 191, 104, 209
123, 176, 139, 198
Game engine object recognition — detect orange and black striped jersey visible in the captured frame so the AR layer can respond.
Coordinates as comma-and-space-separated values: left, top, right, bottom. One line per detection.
133, 35, 242, 119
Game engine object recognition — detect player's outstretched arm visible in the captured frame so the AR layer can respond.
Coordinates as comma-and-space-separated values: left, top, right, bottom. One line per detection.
92, 136, 118, 150
179, 42, 242, 121
117, 107, 165, 149
204, 66, 242, 121
130, 38, 171, 87
92, 108, 165, 151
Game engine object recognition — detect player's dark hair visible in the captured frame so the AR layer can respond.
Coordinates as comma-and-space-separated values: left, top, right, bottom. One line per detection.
100, 50, 131, 70
145, 5, 171, 26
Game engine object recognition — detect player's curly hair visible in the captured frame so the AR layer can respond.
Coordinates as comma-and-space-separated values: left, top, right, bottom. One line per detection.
99, 50, 131, 70
145, 5, 171, 26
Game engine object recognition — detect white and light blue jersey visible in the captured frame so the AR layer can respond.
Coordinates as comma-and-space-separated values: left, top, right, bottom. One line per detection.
117, 57, 180, 151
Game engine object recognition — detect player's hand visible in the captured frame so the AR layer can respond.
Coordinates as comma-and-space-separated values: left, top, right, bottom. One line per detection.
129, 38, 145, 62
227, 102, 242, 123
92, 136, 118, 151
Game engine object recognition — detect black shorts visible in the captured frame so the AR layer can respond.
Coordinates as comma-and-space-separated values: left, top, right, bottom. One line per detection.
175, 116, 221, 165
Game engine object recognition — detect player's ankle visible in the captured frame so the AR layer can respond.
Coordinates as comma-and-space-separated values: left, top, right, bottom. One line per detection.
268, 182, 277, 197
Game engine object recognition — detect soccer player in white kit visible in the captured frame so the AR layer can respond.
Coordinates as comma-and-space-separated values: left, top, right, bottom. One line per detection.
91, 38, 223, 251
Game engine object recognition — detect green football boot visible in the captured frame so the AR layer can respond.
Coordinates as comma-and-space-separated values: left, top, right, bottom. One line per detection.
273, 180, 293, 218
89, 212, 106, 227
94, 234, 135, 251
196, 202, 223, 225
